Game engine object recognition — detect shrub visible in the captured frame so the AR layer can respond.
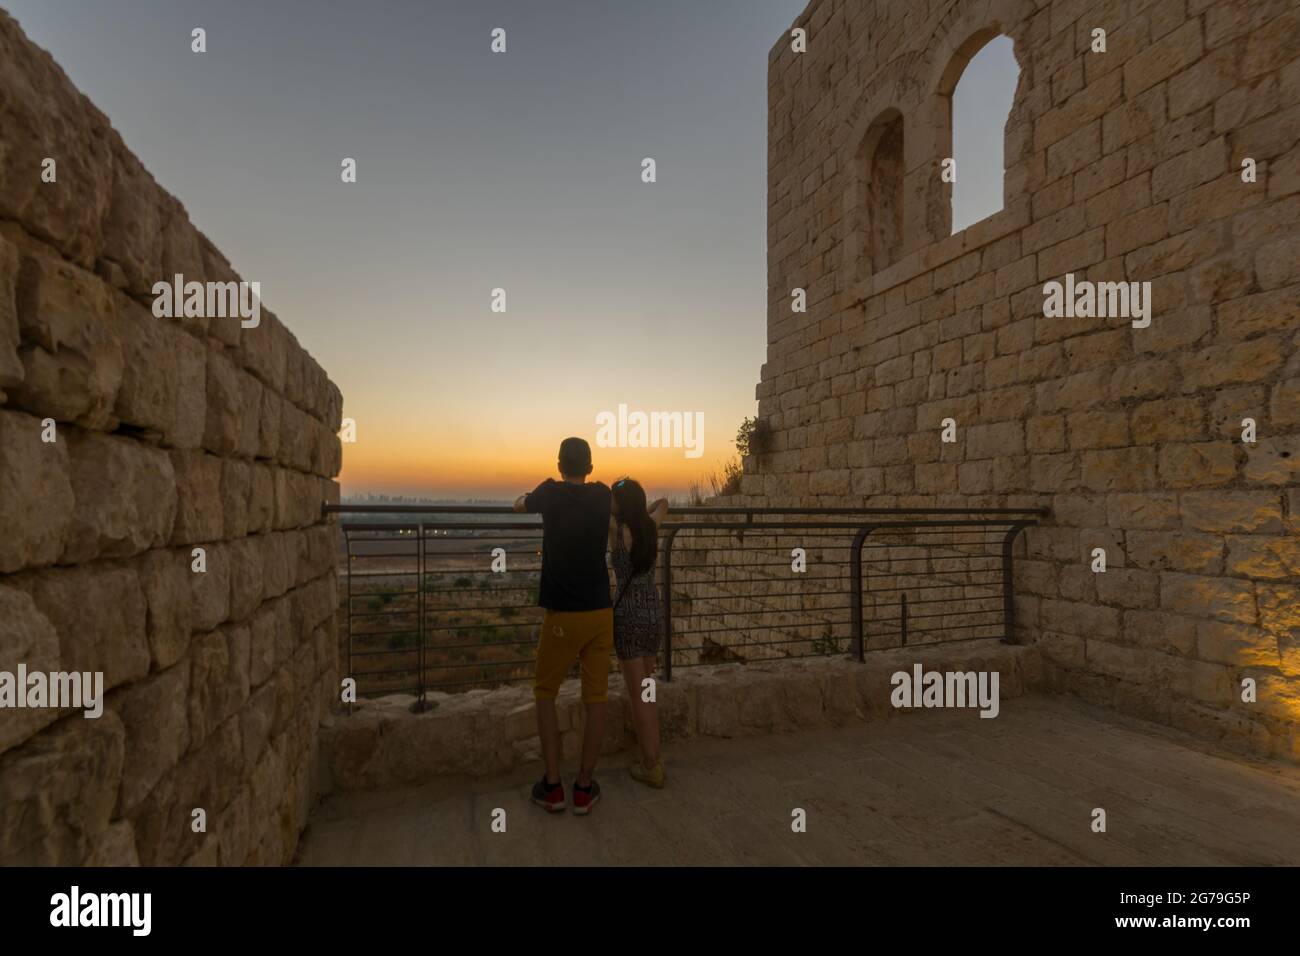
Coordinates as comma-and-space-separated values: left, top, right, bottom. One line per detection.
736, 416, 772, 458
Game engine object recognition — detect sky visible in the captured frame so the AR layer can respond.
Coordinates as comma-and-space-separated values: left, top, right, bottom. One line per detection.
7, 1, 1019, 500
952, 36, 1019, 233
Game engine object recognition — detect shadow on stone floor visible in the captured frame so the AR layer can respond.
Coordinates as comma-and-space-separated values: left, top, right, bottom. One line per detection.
295, 693, 1300, 866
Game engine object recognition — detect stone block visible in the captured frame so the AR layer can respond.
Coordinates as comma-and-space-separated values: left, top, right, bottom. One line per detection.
1096, 568, 1159, 609
1243, 435, 1300, 484
1124, 609, 1197, 657
247, 605, 278, 688
248, 465, 276, 534
110, 661, 190, 814
137, 548, 192, 670
129, 715, 241, 866
0, 712, 125, 865
1181, 491, 1284, 533
1080, 447, 1157, 491
1160, 572, 1257, 624
1068, 410, 1129, 449
966, 420, 1024, 458
217, 785, 252, 867
101, 138, 166, 297
203, 347, 250, 457
240, 683, 277, 777
0, 583, 62, 752
11, 253, 124, 429
1157, 441, 1238, 488
226, 536, 265, 624
25, 563, 149, 693
1197, 619, 1279, 667
190, 541, 231, 633
113, 295, 206, 447
86, 821, 140, 867
1127, 531, 1225, 574
1256, 585, 1300, 640
169, 450, 224, 545
0, 235, 22, 391
188, 627, 250, 746
1226, 535, 1300, 579
0, 408, 73, 572
62, 429, 176, 563
0, 16, 114, 268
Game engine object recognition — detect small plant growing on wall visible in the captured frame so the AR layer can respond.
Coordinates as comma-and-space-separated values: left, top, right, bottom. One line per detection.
736, 416, 772, 459
812, 624, 844, 656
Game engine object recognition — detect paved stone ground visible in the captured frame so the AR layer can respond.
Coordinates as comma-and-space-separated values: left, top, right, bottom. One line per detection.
295, 695, 1300, 866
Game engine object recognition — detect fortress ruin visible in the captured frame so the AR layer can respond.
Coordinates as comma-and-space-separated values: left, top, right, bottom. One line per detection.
741, 0, 1299, 760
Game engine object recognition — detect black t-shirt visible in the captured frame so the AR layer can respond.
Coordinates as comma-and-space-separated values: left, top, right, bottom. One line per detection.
525, 479, 612, 611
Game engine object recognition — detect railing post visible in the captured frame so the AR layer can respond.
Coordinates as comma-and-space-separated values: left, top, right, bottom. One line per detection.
849, 525, 874, 662
661, 527, 679, 682
344, 526, 354, 716
1000, 522, 1029, 645
415, 522, 427, 711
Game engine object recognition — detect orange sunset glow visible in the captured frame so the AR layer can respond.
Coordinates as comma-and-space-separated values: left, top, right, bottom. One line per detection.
336, 399, 753, 499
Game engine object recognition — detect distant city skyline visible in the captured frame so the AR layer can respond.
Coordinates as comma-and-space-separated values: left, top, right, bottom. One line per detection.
7, 0, 1019, 499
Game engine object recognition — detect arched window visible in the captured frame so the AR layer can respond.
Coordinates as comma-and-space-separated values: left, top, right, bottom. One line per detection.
853, 109, 904, 276
945, 34, 1019, 233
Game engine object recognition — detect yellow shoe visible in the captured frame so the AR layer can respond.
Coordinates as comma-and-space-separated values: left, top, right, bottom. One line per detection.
630, 758, 666, 789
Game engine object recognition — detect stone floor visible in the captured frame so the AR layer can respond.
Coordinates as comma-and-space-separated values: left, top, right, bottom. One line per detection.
295, 695, 1300, 866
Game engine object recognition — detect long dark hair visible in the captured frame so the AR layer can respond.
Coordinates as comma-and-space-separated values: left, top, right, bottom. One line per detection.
612, 477, 657, 576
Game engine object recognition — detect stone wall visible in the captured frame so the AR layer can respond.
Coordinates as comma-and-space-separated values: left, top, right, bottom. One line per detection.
0, 11, 343, 864
747, 0, 1299, 759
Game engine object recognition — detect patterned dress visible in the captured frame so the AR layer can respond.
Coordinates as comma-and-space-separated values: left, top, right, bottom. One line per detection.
611, 520, 664, 661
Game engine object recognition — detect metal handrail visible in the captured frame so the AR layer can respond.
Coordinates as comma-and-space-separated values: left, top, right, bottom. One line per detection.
325, 503, 1048, 517
331, 504, 1044, 705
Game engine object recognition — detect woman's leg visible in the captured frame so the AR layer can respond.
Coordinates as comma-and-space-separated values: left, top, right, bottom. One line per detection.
637, 656, 662, 765
620, 656, 654, 767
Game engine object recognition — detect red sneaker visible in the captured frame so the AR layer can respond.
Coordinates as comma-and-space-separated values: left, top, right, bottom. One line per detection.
571, 778, 600, 816
531, 776, 566, 813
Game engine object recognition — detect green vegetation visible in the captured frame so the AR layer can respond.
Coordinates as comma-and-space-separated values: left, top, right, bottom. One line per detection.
812, 625, 844, 656
736, 416, 772, 458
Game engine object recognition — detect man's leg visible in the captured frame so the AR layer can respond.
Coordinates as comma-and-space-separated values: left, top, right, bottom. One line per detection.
577, 702, 605, 787
576, 608, 614, 787
536, 697, 562, 785
533, 613, 578, 787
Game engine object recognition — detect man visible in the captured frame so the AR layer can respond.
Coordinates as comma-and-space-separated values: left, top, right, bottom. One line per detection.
514, 437, 613, 815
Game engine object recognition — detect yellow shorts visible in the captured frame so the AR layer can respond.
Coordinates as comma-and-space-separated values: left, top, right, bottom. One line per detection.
533, 608, 614, 704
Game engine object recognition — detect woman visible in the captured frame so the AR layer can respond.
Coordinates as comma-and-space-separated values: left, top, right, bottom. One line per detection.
609, 478, 669, 788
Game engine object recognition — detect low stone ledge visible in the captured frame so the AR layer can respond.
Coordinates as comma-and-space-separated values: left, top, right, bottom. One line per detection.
319, 639, 1044, 793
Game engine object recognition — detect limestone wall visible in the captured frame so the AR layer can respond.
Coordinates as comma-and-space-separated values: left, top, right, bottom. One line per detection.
0, 11, 343, 864
750, 0, 1299, 759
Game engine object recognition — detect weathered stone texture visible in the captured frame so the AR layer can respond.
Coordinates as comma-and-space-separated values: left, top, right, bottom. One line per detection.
321, 643, 1042, 791
751, 0, 1299, 761
0, 10, 342, 866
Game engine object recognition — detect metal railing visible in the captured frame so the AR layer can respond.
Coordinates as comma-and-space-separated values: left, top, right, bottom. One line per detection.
324, 504, 1043, 708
